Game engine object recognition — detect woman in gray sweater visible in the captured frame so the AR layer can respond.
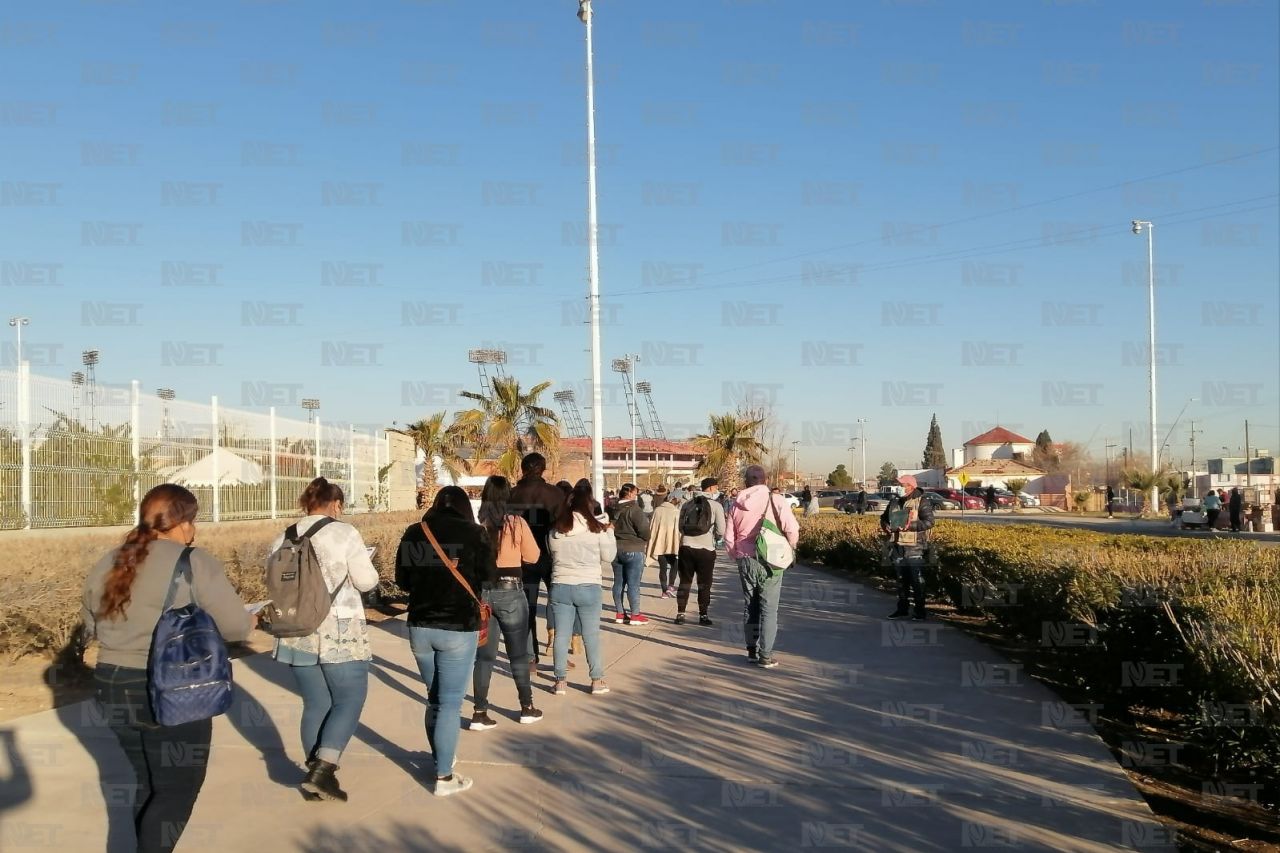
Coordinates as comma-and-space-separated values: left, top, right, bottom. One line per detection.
81, 484, 253, 853
547, 482, 617, 696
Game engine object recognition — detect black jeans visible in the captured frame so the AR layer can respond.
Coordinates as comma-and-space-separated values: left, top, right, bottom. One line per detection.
93, 664, 212, 853
657, 554, 679, 590
473, 586, 535, 710
676, 546, 716, 616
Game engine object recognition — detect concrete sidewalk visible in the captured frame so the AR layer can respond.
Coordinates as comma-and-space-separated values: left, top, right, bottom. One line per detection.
0, 556, 1171, 852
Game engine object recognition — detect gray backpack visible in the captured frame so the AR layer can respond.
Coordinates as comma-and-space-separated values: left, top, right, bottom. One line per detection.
263, 517, 342, 638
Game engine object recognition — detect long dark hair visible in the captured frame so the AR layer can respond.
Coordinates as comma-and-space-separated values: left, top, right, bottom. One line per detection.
300, 476, 344, 513
554, 481, 606, 534
430, 485, 476, 523
478, 475, 512, 537
100, 484, 199, 620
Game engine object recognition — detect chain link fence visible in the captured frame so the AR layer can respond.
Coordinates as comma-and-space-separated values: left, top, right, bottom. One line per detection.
0, 368, 391, 529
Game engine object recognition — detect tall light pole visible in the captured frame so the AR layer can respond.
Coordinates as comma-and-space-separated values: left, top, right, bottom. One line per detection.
1105, 442, 1117, 487
579, 0, 605, 500
302, 398, 320, 424
8, 317, 30, 366
848, 442, 858, 487
857, 418, 869, 486
1131, 219, 1158, 515
611, 355, 639, 484
791, 440, 799, 490
81, 349, 100, 431
157, 388, 175, 440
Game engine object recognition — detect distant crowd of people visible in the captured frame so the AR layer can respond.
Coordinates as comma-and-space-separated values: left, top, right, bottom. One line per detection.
80, 454, 800, 850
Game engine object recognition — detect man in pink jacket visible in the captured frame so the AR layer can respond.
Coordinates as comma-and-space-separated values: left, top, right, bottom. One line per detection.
723, 465, 800, 668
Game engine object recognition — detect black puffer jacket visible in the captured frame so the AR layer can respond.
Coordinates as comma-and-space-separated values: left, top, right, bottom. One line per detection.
395, 507, 494, 632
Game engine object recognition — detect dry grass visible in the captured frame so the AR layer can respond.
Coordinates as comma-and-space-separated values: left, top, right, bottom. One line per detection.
0, 510, 424, 660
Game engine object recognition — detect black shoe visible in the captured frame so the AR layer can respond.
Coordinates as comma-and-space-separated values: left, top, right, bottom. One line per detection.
301, 758, 322, 801
747, 649, 758, 662
887, 609, 911, 619
301, 759, 348, 802
698, 615, 713, 626
673, 613, 686, 625
912, 612, 927, 621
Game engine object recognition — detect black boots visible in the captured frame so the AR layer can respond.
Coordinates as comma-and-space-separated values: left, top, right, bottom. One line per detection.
301, 759, 348, 802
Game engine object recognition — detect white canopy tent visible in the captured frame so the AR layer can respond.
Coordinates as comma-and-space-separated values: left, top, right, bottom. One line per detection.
166, 449, 265, 487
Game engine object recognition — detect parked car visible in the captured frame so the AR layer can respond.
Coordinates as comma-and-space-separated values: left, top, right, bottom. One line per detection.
846, 493, 891, 513
923, 491, 961, 510
933, 488, 984, 510
816, 489, 846, 509
781, 492, 801, 510
964, 486, 1016, 507
1016, 493, 1040, 508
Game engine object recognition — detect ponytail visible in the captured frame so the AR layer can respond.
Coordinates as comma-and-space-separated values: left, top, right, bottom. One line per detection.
99, 484, 199, 620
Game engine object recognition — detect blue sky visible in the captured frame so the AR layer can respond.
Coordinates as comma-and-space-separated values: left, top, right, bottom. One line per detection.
2, 0, 1277, 477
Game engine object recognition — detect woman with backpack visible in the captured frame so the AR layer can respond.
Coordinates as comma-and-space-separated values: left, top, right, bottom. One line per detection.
470, 475, 544, 730
395, 486, 492, 796
81, 484, 254, 853
547, 481, 617, 695
267, 477, 379, 802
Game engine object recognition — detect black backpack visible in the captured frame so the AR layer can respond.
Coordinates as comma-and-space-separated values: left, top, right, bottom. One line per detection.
679, 495, 714, 536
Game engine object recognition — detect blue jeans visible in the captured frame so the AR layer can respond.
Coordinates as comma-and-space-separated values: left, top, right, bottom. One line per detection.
550, 583, 605, 680
409, 626, 479, 777
289, 659, 369, 765
737, 556, 784, 659
473, 586, 534, 710
93, 664, 211, 853
611, 551, 645, 614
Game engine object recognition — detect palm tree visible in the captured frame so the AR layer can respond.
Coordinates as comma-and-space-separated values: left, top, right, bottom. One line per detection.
394, 412, 469, 506
1123, 468, 1169, 516
454, 377, 560, 479
693, 412, 766, 491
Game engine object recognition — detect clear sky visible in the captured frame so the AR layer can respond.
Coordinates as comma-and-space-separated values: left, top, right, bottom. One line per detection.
2, 0, 1277, 477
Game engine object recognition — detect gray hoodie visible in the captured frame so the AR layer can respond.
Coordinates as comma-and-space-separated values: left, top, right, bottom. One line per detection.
548, 512, 618, 586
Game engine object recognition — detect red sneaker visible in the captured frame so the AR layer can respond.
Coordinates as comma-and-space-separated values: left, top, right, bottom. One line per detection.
628, 613, 650, 625
614, 612, 626, 624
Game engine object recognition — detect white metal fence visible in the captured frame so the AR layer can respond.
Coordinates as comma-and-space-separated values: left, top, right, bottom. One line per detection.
0, 368, 390, 529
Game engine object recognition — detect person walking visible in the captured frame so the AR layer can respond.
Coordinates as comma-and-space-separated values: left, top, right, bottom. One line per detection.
1228, 487, 1244, 532
675, 477, 727, 626
880, 475, 936, 621
1106, 485, 1115, 518
547, 482, 616, 695
1202, 488, 1222, 529
268, 477, 380, 802
984, 484, 997, 514
509, 453, 567, 678
470, 475, 544, 730
723, 466, 799, 669
646, 491, 682, 598
609, 483, 651, 625
801, 485, 819, 517
81, 484, 253, 852
395, 486, 491, 797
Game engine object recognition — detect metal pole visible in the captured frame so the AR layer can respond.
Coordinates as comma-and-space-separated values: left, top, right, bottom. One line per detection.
582, 0, 605, 501
1145, 224, 1159, 515
858, 419, 869, 487
349, 425, 356, 510
372, 429, 380, 511
269, 406, 278, 519
1188, 421, 1197, 498
211, 395, 221, 523
18, 361, 32, 528
314, 417, 322, 478
1245, 419, 1251, 490
791, 442, 798, 490
130, 381, 141, 505
630, 402, 637, 484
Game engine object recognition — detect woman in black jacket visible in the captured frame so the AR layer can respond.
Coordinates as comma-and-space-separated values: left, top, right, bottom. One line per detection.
395, 486, 493, 797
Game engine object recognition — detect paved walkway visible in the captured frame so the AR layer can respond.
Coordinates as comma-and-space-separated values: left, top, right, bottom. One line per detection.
0, 556, 1170, 852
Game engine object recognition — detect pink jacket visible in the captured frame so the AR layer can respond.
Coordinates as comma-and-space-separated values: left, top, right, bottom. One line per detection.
723, 485, 800, 559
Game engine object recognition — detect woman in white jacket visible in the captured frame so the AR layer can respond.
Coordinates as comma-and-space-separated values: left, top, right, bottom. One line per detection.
269, 478, 379, 802
547, 481, 616, 696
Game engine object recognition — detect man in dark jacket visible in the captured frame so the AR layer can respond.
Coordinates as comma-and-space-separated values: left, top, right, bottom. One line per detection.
1228, 487, 1244, 532
509, 453, 567, 665
879, 475, 936, 621
984, 484, 997, 514
609, 483, 651, 624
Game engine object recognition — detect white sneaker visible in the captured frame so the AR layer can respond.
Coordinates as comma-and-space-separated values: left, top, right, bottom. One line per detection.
433, 773, 474, 797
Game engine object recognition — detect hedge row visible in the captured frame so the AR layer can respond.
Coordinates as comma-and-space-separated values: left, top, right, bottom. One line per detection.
797, 515, 1280, 778
0, 510, 422, 660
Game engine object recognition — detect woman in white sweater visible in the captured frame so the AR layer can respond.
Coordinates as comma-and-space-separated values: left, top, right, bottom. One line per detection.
547, 482, 616, 696
268, 478, 379, 802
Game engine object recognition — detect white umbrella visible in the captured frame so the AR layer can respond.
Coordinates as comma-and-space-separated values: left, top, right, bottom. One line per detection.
168, 449, 264, 487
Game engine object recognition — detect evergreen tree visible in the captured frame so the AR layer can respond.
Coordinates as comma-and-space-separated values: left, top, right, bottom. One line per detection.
826, 464, 853, 488
922, 414, 947, 469
1032, 429, 1059, 471
876, 461, 899, 487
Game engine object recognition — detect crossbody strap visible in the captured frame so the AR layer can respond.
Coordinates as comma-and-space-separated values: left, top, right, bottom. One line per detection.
420, 522, 481, 606
161, 546, 197, 612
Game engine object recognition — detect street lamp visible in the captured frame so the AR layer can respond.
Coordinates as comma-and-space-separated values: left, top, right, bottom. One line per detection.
848, 442, 858, 487
791, 440, 799, 490
856, 418, 869, 487
8, 317, 30, 366
577, 0, 605, 500
1131, 219, 1158, 515
1105, 442, 1117, 487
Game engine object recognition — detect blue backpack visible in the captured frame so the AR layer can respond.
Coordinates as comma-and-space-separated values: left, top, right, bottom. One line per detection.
147, 547, 234, 726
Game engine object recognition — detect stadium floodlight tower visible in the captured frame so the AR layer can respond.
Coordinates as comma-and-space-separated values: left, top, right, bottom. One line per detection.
553, 389, 589, 439
468, 348, 508, 397
301, 398, 320, 424
81, 349, 100, 430
157, 388, 176, 439
612, 356, 643, 483
635, 381, 666, 441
